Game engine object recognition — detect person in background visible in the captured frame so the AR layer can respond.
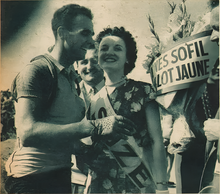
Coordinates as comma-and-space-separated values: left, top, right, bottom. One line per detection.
160, 108, 176, 188
4, 4, 136, 193
83, 26, 168, 194
173, 1, 219, 191
203, 0, 219, 141
199, 0, 219, 193
71, 47, 105, 194
78, 46, 105, 109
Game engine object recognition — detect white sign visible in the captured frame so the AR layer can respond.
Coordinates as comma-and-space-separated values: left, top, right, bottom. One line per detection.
150, 30, 219, 95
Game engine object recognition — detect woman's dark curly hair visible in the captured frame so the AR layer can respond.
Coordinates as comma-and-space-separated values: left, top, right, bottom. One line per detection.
96, 27, 137, 75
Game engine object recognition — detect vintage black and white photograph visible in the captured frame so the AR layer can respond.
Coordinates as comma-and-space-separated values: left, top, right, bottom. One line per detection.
1, 0, 219, 193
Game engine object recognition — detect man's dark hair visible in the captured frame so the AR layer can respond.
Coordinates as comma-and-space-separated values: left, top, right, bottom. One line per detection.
96, 26, 137, 75
208, 0, 219, 10
51, 4, 93, 39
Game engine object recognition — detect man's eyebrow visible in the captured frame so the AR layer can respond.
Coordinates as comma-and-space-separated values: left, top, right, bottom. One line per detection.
68, 29, 94, 36
82, 29, 95, 35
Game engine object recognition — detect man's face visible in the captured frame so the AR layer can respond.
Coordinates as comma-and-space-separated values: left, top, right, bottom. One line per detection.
64, 15, 94, 61
210, 6, 219, 46
208, 59, 219, 84
78, 49, 104, 87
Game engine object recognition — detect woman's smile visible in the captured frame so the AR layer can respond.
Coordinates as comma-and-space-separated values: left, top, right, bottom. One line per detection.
104, 56, 117, 62
98, 36, 127, 73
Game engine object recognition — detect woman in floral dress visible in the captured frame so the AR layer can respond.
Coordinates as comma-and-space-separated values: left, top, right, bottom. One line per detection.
84, 27, 168, 194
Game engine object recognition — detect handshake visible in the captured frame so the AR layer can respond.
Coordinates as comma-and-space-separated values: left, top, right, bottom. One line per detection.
75, 115, 137, 172
90, 115, 137, 141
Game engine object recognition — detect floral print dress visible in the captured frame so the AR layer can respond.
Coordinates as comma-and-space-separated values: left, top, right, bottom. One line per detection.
86, 79, 157, 194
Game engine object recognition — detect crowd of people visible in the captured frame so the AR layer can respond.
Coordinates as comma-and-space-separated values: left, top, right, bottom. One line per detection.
3, 0, 219, 193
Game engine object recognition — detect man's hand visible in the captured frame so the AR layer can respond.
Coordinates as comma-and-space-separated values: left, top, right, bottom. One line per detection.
91, 115, 136, 140
204, 118, 220, 141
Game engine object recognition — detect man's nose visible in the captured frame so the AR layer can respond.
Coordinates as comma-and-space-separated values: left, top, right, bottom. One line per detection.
87, 37, 95, 49
87, 60, 95, 70
210, 29, 219, 42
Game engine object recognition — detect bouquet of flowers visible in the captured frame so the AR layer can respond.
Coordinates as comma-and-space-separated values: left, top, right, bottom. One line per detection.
144, 0, 213, 154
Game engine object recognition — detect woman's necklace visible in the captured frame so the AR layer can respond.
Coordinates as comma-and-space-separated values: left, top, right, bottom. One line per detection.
105, 76, 127, 87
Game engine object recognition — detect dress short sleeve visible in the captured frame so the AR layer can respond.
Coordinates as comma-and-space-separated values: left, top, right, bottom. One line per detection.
142, 82, 157, 103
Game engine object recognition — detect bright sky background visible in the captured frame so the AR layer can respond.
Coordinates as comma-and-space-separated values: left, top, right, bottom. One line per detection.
1, 0, 210, 90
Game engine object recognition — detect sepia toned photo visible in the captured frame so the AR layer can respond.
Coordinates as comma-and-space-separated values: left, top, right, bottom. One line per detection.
1, 0, 219, 193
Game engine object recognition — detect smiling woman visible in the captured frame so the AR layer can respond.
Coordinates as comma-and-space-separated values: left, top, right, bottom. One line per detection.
82, 26, 169, 193
96, 27, 137, 78
99, 35, 127, 78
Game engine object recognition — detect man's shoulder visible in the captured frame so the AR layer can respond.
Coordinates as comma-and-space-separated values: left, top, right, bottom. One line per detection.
20, 55, 54, 77
13, 55, 56, 101
15, 54, 55, 90
29, 54, 53, 69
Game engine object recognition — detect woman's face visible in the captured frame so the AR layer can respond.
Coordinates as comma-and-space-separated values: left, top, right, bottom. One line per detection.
98, 35, 127, 74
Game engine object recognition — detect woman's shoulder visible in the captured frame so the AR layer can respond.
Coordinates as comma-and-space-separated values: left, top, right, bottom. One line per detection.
128, 78, 151, 85
128, 79, 155, 91
128, 79, 157, 100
